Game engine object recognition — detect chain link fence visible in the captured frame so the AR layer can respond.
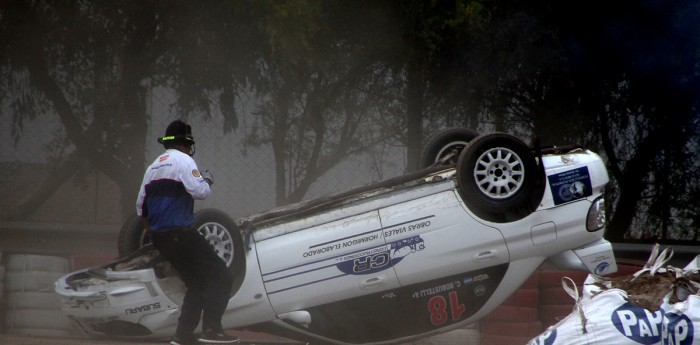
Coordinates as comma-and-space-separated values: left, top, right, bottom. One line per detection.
0, 86, 406, 225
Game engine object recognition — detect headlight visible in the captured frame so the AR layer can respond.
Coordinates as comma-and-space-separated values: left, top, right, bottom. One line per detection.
586, 197, 606, 231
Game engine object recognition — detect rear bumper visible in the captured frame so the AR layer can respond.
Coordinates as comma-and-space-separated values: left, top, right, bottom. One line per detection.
54, 268, 179, 339
546, 238, 618, 275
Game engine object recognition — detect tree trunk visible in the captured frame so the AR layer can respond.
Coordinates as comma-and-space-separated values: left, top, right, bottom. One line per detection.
272, 87, 292, 206
405, 58, 425, 172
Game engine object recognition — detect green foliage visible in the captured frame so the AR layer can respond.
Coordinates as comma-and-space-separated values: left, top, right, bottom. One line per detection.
1, 0, 699, 242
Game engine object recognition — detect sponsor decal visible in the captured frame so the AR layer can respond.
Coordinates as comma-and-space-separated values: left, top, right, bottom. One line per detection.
150, 163, 173, 170
338, 246, 387, 261
295, 264, 508, 342
595, 261, 610, 275
304, 216, 434, 259
125, 302, 161, 315
662, 312, 694, 345
303, 243, 343, 257
390, 235, 425, 253
335, 235, 425, 275
473, 274, 489, 282
473, 285, 486, 297
304, 233, 382, 258
612, 302, 664, 344
159, 154, 169, 162
412, 280, 461, 299
405, 267, 507, 328
381, 292, 397, 299
336, 251, 391, 275
192, 169, 201, 178
463, 274, 490, 286
528, 329, 557, 345
548, 166, 593, 205
383, 219, 432, 238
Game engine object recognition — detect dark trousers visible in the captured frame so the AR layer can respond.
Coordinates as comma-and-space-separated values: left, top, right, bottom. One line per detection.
151, 229, 234, 339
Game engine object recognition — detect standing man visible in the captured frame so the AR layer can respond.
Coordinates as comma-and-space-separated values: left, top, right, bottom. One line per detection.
136, 120, 237, 345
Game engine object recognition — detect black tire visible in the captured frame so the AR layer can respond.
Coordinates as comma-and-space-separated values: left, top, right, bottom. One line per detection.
118, 213, 148, 258
456, 133, 543, 223
118, 209, 246, 297
117, 209, 244, 272
196, 209, 247, 294
419, 128, 480, 168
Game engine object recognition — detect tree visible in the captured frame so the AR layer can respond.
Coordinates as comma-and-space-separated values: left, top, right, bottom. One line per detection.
3, 0, 699, 243
242, 0, 403, 205
0, 1, 250, 219
386, 0, 491, 170
0, 1, 158, 219
410, 0, 700, 241
552, 0, 700, 241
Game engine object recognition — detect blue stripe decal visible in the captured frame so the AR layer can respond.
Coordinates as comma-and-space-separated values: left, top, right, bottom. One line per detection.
262, 215, 433, 295
262, 242, 390, 277
263, 262, 339, 283
263, 215, 435, 277
308, 215, 434, 248
264, 235, 427, 295
266, 273, 348, 295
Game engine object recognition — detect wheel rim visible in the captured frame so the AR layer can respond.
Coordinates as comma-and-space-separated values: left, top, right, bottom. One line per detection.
473, 146, 525, 199
435, 141, 469, 164
197, 222, 235, 267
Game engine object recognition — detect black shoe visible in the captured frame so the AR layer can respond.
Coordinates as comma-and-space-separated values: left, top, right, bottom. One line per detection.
197, 330, 239, 344
170, 336, 197, 345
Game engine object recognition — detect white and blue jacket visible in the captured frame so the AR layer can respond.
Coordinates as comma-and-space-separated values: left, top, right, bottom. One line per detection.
136, 149, 210, 232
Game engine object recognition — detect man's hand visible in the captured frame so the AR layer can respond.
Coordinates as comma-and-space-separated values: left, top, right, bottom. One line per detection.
202, 169, 214, 186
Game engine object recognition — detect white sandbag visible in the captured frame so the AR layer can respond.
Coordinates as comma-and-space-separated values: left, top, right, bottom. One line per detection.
531, 245, 700, 345
529, 277, 665, 345
659, 292, 699, 345
661, 302, 697, 345
676, 254, 700, 299
586, 244, 675, 311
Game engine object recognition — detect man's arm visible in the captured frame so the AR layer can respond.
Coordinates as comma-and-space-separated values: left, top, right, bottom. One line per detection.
201, 170, 214, 186
180, 157, 211, 200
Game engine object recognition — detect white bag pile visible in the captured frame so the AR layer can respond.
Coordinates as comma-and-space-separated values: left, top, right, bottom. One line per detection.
528, 244, 699, 345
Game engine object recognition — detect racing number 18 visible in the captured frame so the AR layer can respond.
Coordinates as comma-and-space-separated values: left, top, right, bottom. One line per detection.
428, 291, 466, 326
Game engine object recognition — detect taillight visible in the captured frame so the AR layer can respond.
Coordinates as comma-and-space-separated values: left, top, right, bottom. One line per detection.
586, 197, 606, 232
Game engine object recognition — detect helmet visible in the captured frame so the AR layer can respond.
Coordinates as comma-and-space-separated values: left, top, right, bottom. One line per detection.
157, 120, 195, 147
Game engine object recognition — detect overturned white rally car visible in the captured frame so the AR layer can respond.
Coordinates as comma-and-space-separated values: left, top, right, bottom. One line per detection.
55, 129, 618, 344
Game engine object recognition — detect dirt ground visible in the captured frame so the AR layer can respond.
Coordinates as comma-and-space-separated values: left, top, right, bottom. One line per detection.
0, 330, 304, 345
0, 334, 162, 345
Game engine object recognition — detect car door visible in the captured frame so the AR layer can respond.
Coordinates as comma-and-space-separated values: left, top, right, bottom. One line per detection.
259, 190, 511, 345
380, 189, 509, 285
376, 189, 511, 331
255, 210, 401, 315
